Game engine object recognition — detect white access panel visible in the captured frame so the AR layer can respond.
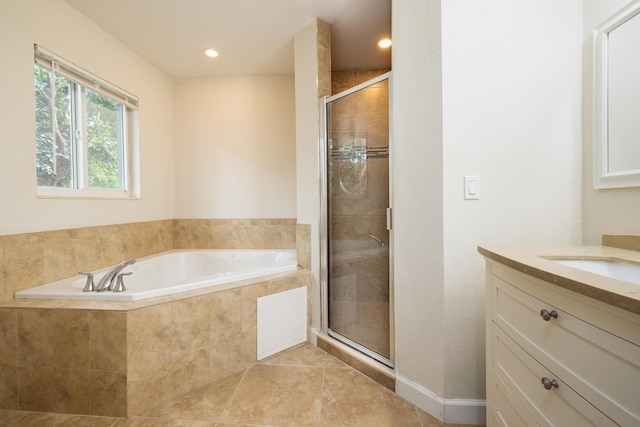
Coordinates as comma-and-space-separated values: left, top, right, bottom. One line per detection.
257, 286, 308, 360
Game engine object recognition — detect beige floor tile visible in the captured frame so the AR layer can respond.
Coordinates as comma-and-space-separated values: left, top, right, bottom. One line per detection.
7, 412, 118, 426
220, 364, 324, 427
143, 370, 244, 421
113, 417, 215, 426
214, 425, 277, 427
324, 353, 352, 369
320, 367, 424, 427
260, 343, 327, 368
0, 410, 27, 427
214, 424, 274, 427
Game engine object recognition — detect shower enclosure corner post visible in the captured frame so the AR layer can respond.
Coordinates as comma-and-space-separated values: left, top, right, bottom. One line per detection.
319, 95, 330, 335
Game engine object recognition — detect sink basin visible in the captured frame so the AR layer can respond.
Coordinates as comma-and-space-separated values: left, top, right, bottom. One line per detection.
553, 259, 640, 285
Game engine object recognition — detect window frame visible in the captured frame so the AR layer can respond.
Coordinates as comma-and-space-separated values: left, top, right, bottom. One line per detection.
34, 45, 139, 200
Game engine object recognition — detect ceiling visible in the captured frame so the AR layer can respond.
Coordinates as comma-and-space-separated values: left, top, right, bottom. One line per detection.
64, 0, 391, 79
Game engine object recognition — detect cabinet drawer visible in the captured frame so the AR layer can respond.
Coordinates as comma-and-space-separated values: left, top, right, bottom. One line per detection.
491, 373, 538, 427
493, 326, 616, 427
493, 275, 640, 425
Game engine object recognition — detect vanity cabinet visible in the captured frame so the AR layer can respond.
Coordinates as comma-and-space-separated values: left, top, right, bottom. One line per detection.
485, 261, 640, 426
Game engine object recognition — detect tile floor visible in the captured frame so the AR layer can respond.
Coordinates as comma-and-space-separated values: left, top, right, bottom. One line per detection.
0, 344, 481, 427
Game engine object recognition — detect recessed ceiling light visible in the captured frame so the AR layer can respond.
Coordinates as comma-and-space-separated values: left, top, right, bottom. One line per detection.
378, 39, 392, 49
204, 48, 219, 58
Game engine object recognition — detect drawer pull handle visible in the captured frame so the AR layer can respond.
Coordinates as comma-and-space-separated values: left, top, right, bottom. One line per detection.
541, 377, 559, 390
540, 309, 558, 321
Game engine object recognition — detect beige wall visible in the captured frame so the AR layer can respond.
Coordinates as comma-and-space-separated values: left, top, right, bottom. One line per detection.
582, 0, 640, 244
393, 0, 583, 422
173, 75, 297, 219
0, 0, 174, 236
294, 20, 326, 336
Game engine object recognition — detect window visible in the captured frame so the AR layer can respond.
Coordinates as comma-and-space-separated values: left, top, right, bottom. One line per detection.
34, 45, 139, 198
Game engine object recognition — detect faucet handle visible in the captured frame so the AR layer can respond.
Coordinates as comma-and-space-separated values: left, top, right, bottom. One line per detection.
112, 272, 132, 293
79, 272, 96, 292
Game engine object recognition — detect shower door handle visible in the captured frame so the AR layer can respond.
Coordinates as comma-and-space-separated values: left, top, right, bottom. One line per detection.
386, 208, 393, 231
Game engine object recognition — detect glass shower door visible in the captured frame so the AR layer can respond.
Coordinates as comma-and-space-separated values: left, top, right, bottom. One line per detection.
325, 73, 392, 366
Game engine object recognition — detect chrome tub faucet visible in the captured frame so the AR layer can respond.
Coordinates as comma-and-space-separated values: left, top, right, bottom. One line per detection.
95, 259, 136, 292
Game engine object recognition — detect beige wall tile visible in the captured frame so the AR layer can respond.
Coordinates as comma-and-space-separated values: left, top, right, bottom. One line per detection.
170, 347, 209, 397
8, 412, 119, 427
127, 367, 172, 416
240, 332, 258, 370
90, 311, 127, 371
99, 225, 130, 266
73, 235, 103, 274
0, 218, 296, 302
4, 242, 44, 297
43, 230, 76, 283
296, 224, 311, 269
0, 248, 4, 301
89, 369, 127, 417
0, 309, 17, 366
127, 305, 172, 372
241, 283, 268, 335
171, 296, 209, 352
208, 338, 242, 382
53, 310, 90, 369
0, 366, 17, 409
208, 289, 241, 343
268, 274, 307, 295
208, 287, 243, 381
18, 366, 53, 411
239, 283, 268, 367
172, 219, 194, 249
17, 309, 53, 367
52, 368, 90, 414
318, 20, 332, 98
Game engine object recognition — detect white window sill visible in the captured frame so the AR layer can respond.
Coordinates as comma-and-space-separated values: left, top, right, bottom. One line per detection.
37, 186, 139, 200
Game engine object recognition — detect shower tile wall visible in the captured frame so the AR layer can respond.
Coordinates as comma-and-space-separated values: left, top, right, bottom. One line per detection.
0, 218, 297, 302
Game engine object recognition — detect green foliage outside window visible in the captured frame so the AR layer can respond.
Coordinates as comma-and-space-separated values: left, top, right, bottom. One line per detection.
34, 64, 124, 190
34, 64, 72, 187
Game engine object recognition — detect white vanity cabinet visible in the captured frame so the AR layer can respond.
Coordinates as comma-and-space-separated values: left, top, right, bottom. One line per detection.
485, 260, 640, 427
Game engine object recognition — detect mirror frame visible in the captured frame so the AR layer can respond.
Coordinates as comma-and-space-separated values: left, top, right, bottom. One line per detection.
593, 0, 640, 189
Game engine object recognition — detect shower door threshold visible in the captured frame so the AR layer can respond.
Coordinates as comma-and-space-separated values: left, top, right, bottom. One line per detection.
328, 329, 394, 368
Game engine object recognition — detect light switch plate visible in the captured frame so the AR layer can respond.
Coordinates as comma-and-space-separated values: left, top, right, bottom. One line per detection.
464, 176, 480, 200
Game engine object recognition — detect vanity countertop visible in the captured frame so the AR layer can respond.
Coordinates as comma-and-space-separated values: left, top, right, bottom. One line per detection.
478, 245, 640, 315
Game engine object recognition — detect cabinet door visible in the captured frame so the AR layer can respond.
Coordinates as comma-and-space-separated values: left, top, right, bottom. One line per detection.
493, 326, 617, 427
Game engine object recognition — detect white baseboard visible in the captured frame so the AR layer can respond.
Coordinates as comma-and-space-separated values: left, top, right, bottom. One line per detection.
396, 375, 486, 425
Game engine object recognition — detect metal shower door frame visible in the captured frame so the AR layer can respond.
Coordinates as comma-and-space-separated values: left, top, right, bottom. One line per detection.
319, 71, 394, 367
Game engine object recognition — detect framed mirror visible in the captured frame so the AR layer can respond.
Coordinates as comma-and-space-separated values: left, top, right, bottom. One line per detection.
593, 0, 640, 189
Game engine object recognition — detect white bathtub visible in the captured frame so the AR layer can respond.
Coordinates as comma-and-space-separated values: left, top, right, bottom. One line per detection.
15, 249, 298, 302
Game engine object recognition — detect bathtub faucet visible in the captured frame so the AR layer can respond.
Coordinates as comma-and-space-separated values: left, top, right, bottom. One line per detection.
96, 259, 136, 292
361, 233, 385, 247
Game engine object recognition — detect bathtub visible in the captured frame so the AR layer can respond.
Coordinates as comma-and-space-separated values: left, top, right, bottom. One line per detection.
15, 249, 298, 302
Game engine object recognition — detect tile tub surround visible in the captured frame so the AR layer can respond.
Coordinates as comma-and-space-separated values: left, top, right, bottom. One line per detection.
0, 218, 298, 302
0, 344, 483, 427
0, 270, 311, 417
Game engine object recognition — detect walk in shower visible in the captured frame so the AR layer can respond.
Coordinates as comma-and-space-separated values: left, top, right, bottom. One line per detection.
320, 71, 393, 367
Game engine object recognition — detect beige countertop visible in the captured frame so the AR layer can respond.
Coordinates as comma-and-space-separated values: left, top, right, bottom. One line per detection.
478, 245, 640, 315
